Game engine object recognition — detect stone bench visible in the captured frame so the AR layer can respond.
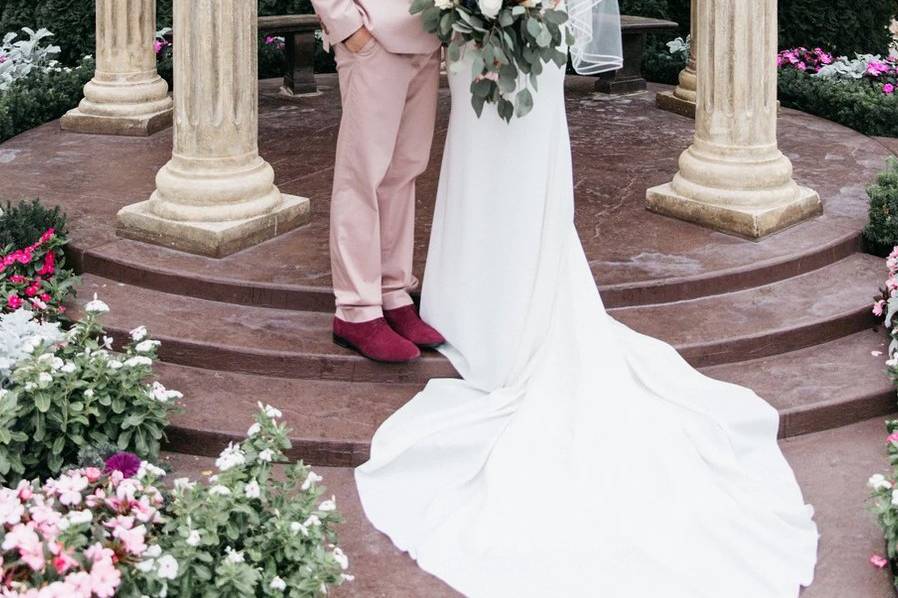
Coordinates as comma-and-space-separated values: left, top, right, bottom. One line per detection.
258, 15, 320, 96
595, 15, 679, 94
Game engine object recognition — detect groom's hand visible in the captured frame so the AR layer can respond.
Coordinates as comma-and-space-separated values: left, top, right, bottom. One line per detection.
343, 25, 373, 54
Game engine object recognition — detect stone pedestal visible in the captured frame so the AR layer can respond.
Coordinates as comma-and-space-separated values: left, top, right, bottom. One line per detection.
118, 0, 310, 258
646, 0, 821, 239
656, 1, 697, 118
62, 0, 173, 136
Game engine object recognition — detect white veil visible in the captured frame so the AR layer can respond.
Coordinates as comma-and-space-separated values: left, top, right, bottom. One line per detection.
567, 0, 624, 75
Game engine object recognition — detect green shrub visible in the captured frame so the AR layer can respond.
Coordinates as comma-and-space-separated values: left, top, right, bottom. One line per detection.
864, 158, 898, 256
777, 68, 898, 138
0, 199, 67, 250
0, 58, 94, 143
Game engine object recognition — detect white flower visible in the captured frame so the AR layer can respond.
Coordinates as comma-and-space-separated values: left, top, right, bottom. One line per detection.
257, 402, 282, 419
270, 576, 287, 591
135, 558, 156, 573
209, 485, 231, 496
124, 355, 153, 368
318, 496, 337, 512
258, 448, 274, 463
244, 479, 261, 499
145, 545, 162, 559
135, 340, 161, 353
37, 371, 53, 387
60, 361, 76, 374
477, 0, 502, 19
301, 471, 323, 491
290, 521, 309, 537
215, 443, 246, 472
150, 381, 183, 403
247, 423, 261, 437
84, 294, 110, 314
303, 515, 321, 528
870, 474, 893, 491
434, 0, 453, 8
186, 529, 201, 546
332, 547, 349, 570
138, 461, 166, 480
224, 546, 244, 564
101, 336, 114, 350
156, 554, 179, 580
130, 326, 148, 342
173, 478, 195, 492
108, 360, 123, 370
891, 490, 898, 507
341, 574, 355, 582
66, 510, 93, 526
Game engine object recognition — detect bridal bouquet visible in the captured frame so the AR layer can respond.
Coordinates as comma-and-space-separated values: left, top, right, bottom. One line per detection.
410, 0, 573, 121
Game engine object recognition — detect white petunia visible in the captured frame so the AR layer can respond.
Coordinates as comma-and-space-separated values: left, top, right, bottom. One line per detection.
138, 461, 166, 480
130, 326, 148, 342
303, 514, 321, 528
332, 547, 349, 570
84, 294, 110, 314
301, 471, 323, 491
341, 574, 355, 582
270, 576, 287, 591
60, 361, 76, 374
224, 546, 244, 564
135, 340, 161, 353
318, 497, 337, 512
209, 485, 231, 496
869, 474, 893, 491
124, 355, 153, 368
186, 529, 201, 546
257, 402, 282, 419
258, 448, 274, 463
215, 443, 246, 472
156, 554, 179, 579
135, 558, 156, 573
244, 479, 261, 499
290, 521, 309, 537
150, 381, 183, 403
247, 423, 261, 437
101, 336, 114, 350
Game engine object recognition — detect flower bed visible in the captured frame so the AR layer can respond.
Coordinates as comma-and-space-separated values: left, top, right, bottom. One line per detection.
0, 406, 351, 597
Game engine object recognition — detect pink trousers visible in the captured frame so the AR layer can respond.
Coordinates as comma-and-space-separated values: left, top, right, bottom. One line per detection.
331, 39, 440, 323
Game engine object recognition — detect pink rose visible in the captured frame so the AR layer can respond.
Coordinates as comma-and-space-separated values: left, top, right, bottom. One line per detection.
83, 467, 103, 483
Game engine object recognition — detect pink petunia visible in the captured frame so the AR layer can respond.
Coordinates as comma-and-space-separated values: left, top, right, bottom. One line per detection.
871, 554, 889, 568
885, 83, 895, 96
113, 523, 148, 556
874, 300, 886, 317
7, 294, 22, 310
88, 557, 121, 598
887, 432, 898, 445
2, 524, 46, 572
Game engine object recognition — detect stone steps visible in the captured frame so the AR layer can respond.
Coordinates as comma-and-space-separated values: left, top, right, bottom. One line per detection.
149, 328, 894, 467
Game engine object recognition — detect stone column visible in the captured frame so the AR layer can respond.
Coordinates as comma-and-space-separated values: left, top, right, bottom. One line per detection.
117, 0, 310, 258
645, 0, 821, 238
656, 0, 697, 117
61, 0, 173, 136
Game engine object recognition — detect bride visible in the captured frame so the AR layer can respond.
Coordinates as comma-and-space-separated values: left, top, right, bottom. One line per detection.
355, 1, 819, 596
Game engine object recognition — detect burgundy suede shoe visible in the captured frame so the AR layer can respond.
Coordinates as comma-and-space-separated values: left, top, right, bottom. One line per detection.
333, 317, 421, 363
384, 305, 446, 349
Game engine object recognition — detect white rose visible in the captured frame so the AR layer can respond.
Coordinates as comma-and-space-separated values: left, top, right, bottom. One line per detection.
477, 0, 502, 19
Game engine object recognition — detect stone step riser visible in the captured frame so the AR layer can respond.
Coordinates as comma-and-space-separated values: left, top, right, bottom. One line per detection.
73, 233, 861, 311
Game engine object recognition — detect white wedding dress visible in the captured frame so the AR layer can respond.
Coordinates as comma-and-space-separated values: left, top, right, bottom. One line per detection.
355, 43, 819, 597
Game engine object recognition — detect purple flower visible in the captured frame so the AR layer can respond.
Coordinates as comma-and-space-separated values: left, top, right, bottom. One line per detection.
104, 452, 142, 478
0, 54, 6, 65
885, 83, 895, 96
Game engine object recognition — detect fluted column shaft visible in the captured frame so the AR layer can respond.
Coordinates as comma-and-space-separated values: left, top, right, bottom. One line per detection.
646, 0, 821, 238
672, 0, 697, 104
62, 0, 173, 136
117, 0, 309, 258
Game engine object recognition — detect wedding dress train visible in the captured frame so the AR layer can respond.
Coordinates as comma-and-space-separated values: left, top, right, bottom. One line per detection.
355, 51, 819, 598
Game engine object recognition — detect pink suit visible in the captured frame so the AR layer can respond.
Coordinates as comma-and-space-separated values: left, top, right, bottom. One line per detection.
311, 0, 442, 322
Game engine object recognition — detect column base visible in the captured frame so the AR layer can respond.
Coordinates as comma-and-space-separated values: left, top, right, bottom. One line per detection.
656, 90, 696, 119
645, 182, 822, 239
61, 106, 173, 137
116, 194, 311, 258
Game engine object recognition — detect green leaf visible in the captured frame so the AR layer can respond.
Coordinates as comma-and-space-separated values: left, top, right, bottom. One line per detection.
421, 6, 443, 32
447, 40, 463, 63
409, 0, 433, 15
470, 51, 485, 79
35, 393, 51, 413
498, 98, 514, 122
471, 94, 486, 118
51, 435, 65, 456
515, 88, 534, 118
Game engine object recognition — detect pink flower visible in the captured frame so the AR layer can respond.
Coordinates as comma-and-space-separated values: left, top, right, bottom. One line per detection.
0, 54, 6, 65
53, 551, 79, 575
2, 524, 46, 572
85, 543, 114, 564
88, 557, 121, 598
24, 284, 40, 297
113, 523, 147, 556
886, 432, 898, 445
40, 228, 55, 244
37, 252, 54, 276
0, 488, 24, 525
7, 294, 22, 310
153, 40, 166, 55
16, 250, 32, 264
885, 83, 895, 96
52, 473, 89, 506
105, 452, 141, 478
17, 480, 33, 502
64, 571, 94, 598
9, 274, 26, 284
40, 293, 51, 303
83, 467, 103, 483
871, 554, 889, 568
874, 300, 886, 317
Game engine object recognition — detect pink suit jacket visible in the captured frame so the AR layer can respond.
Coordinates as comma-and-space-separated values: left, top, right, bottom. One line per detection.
310, 0, 441, 54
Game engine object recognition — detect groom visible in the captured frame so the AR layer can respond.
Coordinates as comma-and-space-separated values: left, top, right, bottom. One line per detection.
311, 0, 445, 363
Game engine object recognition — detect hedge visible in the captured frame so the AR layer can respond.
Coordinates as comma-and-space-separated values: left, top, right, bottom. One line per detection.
0, 59, 94, 144
0, 0, 315, 66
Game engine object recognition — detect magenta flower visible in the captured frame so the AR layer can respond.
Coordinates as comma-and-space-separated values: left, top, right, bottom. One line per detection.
885, 83, 895, 96
104, 452, 141, 479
